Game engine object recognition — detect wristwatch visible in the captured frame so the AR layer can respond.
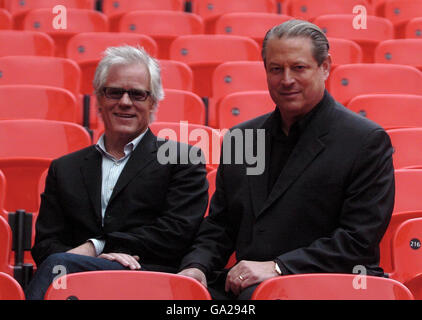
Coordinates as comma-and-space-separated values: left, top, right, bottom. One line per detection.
274, 261, 283, 276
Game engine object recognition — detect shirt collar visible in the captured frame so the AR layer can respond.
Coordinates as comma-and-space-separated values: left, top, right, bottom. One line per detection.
95, 128, 148, 161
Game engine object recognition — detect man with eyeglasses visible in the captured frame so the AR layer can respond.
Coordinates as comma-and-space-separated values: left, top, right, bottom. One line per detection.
25, 46, 208, 299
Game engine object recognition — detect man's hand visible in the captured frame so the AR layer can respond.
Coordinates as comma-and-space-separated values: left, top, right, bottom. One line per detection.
178, 268, 207, 287
225, 260, 279, 296
98, 253, 141, 270
67, 242, 96, 257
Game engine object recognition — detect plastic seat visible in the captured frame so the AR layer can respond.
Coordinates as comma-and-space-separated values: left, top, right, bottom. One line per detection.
101, 0, 184, 31
387, 129, 422, 170
390, 218, 422, 287
118, 11, 204, 59
328, 63, 422, 105
405, 17, 422, 39
210, 61, 267, 127
160, 60, 194, 91
44, 270, 211, 300
0, 119, 92, 159
0, 215, 13, 276
285, 0, 372, 21
66, 32, 158, 94
194, 0, 277, 34
4, 0, 95, 29
0, 271, 25, 300
347, 94, 422, 130
314, 14, 393, 63
380, 0, 422, 38
394, 169, 422, 214
327, 37, 363, 68
0, 56, 81, 97
214, 12, 293, 48
0, 30, 54, 57
375, 39, 422, 72
23, 8, 108, 57
149, 121, 222, 172
170, 35, 261, 98
380, 210, 422, 273
0, 85, 78, 123
0, 8, 12, 29
251, 273, 413, 300
218, 91, 274, 129
155, 89, 205, 124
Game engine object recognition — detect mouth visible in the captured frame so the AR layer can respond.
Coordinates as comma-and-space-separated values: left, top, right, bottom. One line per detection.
280, 91, 300, 96
114, 113, 136, 119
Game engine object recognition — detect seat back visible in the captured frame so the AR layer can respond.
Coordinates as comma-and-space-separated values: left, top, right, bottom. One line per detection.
0, 271, 25, 300
388, 129, 422, 170
159, 60, 194, 92
0, 85, 78, 122
347, 94, 422, 130
0, 215, 13, 276
118, 11, 204, 59
314, 14, 393, 63
0, 119, 92, 159
155, 89, 205, 125
328, 63, 422, 105
0, 9, 12, 29
251, 273, 414, 300
194, 0, 277, 33
394, 169, 422, 213
327, 37, 363, 68
23, 8, 108, 56
44, 270, 211, 300
374, 39, 422, 71
390, 217, 422, 283
382, 0, 422, 37
149, 121, 222, 171
286, 0, 371, 21
218, 91, 274, 129
169, 35, 261, 97
0, 56, 81, 97
405, 17, 422, 39
0, 30, 54, 56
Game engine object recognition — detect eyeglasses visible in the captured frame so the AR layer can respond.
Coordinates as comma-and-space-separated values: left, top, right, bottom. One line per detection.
102, 87, 151, 102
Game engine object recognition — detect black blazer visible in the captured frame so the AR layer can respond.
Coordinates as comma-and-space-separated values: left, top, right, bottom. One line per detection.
180, 92, 395, 277
32, 129, 209, 269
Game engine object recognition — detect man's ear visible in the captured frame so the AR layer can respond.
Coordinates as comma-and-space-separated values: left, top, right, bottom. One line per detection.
321, 54, 332, 81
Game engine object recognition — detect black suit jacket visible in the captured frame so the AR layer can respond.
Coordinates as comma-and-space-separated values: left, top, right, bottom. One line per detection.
180, 92, 394, 277
32, 129, 208, 269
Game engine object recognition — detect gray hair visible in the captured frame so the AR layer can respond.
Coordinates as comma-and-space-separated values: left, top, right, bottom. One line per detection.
262, 19, 330, 66
93, 45, 164, 116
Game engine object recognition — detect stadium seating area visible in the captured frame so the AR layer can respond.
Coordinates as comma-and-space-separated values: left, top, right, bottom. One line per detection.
1, 0, 422, 300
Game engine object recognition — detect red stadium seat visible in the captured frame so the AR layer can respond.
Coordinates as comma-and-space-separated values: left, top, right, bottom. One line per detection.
214, 12, 293, 48
169, 35, 261, 98
101, 0, 184, 31
347, 94, 422, 130
380, 0, 422, 38
251, 273, 413, 300
0, 30, 54, 57
327, 37, 363, 68
160, 60, 194, 92
405, 17, 422, 39
217, 91, 274, 129
23, 8, 108, 57
0, 214, 13, 276
194, 0, 277, 34
45, 270, 211, 300
155, 89, 205, 125
328, 63, 422, 105
0, 85, 78, 123
393, 169, 422, 213
4, 0, 95, 29
149, 121, 222, 172
0, 8, 12, 29
285, 0, 372, 21
0, 119, 92, 159
0, 271, 25, 300
380, 210, 422, 273
314, 14, 393, 63
118, 11, 204, 59
66, 32, 158, 95
387, 129, 422, 170
375, 39, 422, 71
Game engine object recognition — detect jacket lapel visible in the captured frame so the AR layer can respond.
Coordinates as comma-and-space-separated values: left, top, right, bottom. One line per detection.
107, 129, 158, 204
81, 147, 103, 223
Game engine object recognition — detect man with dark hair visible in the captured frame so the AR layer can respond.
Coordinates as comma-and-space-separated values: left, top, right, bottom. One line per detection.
179, 20, 395, 300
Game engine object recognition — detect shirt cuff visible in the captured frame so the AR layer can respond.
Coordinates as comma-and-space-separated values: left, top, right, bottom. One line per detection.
88, 239, 106, 256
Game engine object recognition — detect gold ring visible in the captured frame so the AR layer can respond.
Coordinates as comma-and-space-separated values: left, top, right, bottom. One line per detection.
238, 275, 244, 281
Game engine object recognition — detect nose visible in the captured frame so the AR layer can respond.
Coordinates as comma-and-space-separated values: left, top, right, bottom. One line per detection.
118, 91, 132, 106
280, 69, 295, 87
